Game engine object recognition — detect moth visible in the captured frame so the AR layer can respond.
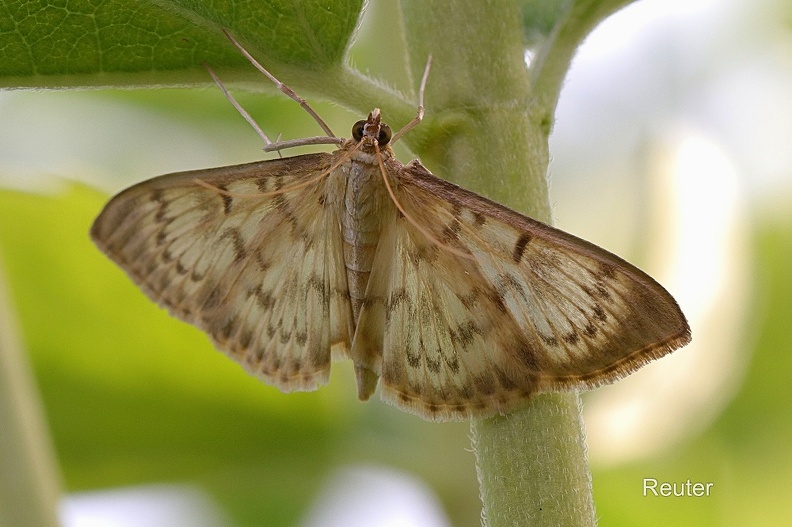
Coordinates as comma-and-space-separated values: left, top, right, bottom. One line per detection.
91, 34, 690, 421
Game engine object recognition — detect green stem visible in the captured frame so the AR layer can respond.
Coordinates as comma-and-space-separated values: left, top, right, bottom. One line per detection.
530, 0, 638, 113
0, 255, 62, 527
397, 0, 550, 219
472, 395, 595, 526
388, 0, 639, 524
393, 1, 592, 525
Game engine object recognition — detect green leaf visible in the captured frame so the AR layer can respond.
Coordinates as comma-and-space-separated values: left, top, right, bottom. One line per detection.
0, 0, 365, 87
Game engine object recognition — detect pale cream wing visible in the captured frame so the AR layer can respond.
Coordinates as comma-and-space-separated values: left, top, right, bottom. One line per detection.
353, 160, 690, 421
91, 153, 354, 391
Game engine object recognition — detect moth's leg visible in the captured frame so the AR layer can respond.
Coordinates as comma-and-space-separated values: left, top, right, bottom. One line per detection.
204, 63, 274, 147
391, 55, 432, 144
222, 29, 337, 140
205, 64, 343, 154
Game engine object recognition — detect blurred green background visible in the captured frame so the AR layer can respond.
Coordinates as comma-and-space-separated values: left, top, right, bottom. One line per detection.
1, 0, 791, 525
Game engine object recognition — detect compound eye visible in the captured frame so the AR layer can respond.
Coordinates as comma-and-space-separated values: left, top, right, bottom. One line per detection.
377, 124, 392, 146
352, 120, 366, 141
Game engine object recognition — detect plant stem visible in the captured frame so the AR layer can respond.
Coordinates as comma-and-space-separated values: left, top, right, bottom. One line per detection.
391, 0, 645, 524
0, 256, 62, 527
397, 0, 551, 220
472, 395, 595, 526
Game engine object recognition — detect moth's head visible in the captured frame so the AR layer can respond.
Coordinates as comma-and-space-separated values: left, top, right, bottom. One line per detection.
351, 108, 392, 149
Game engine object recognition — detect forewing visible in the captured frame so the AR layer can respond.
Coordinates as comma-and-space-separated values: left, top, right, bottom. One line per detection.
91, 153, 354, 391
353, 160, 690, 421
